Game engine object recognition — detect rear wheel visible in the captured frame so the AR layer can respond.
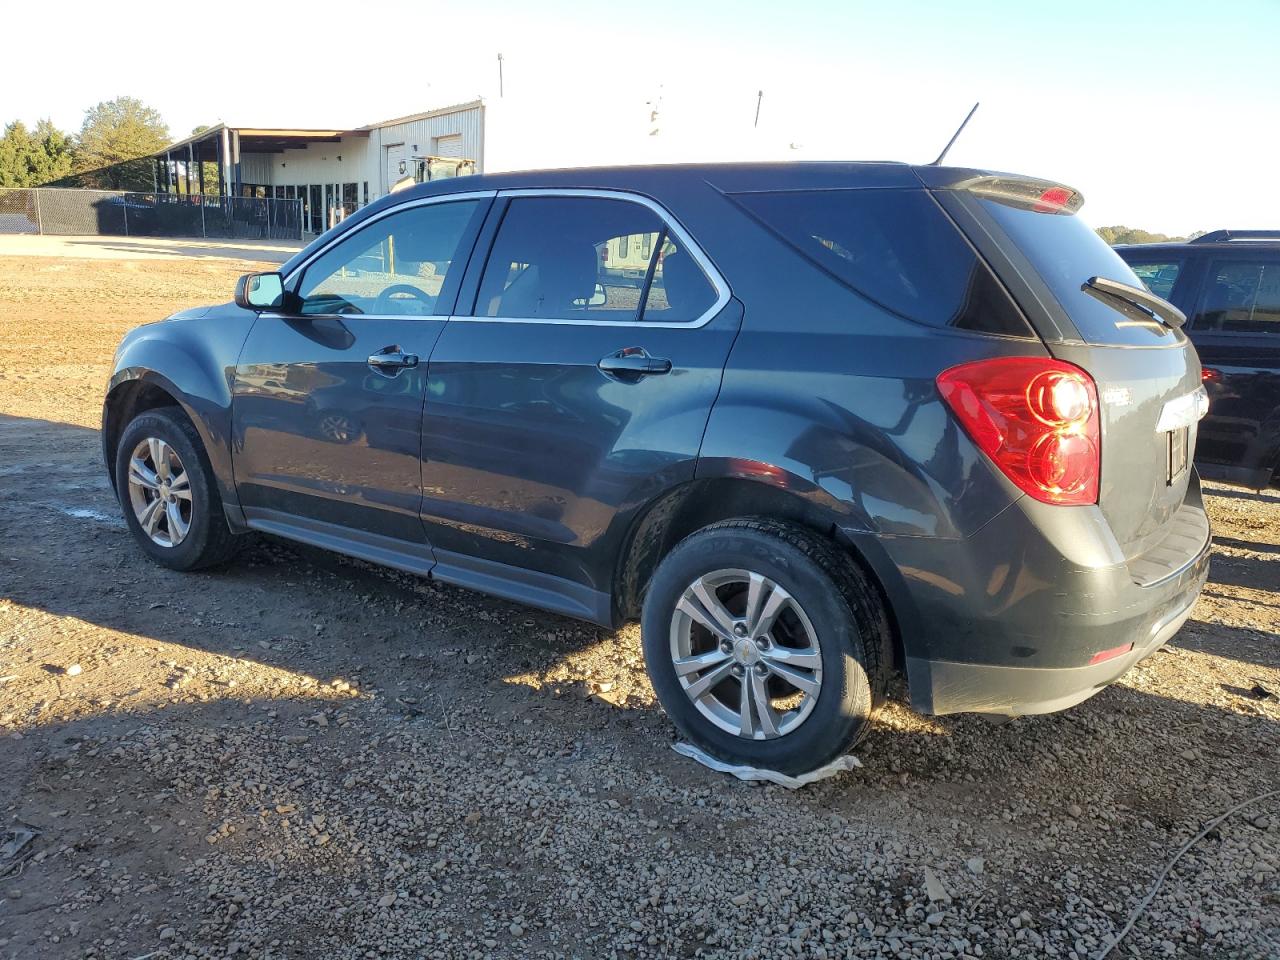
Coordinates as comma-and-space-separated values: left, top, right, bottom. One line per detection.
641, 519, 890, 775
115, 408, 240, 571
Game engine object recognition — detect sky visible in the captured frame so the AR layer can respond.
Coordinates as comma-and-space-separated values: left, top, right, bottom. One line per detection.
2, 0, 1276, 236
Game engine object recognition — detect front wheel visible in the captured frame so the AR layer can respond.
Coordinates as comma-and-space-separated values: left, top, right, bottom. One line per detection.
114, 408, 241, 571
641, 520, 890, 775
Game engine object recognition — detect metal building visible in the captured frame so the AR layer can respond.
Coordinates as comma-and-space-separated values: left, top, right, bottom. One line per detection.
147, 101, 484, 234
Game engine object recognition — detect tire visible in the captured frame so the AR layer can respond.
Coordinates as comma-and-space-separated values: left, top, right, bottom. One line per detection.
641, 519, 890, 775
114, 407, 241, 571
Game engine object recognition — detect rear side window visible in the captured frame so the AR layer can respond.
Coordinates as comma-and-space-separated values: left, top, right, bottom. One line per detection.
1128, 260, 1184, 301
730, 188, 1030, 336
1193, 260, 1280, 334
474, 196, 718, 323
975, 196, 1173, 346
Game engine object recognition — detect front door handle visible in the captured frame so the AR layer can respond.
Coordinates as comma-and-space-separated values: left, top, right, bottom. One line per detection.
367, 347, 419, 373
598, 348, 672, 379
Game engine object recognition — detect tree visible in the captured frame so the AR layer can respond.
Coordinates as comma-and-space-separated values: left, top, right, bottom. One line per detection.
1095, 225, 1185, 246
74, 97, 169, 189
0, 119, 75, 187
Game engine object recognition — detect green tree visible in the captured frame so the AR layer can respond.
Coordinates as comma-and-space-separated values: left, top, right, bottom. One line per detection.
1095, 225, 1185, 245
74, 97, 169, 189
0, 119, 75, 187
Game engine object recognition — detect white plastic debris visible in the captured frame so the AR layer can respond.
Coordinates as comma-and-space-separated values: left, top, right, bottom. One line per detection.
672, 742, 861, 790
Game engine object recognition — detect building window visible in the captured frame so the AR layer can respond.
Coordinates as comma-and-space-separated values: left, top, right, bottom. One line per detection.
363, 182, 369, 207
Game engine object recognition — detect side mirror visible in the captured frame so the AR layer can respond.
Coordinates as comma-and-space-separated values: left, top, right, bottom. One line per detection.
235, 272, 285, 311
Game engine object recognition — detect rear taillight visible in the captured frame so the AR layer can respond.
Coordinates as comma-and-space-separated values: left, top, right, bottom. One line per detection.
937, 357, 1100, 506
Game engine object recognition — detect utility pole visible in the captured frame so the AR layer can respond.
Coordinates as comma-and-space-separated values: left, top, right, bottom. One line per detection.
754, 90, 763, 128
497, 53, 504, 97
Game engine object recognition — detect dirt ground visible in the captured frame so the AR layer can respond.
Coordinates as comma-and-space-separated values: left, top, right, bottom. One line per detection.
0, 252, 1277, 960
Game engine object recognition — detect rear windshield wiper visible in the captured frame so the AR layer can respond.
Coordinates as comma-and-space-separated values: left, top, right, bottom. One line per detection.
1083, 276, 1186, 328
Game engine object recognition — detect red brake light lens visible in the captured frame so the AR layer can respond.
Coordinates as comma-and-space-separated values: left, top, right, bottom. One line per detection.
937, 357, 1100, 505
1034, 186, 1075, 212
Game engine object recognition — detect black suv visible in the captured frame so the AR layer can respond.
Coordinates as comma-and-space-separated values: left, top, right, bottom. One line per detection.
104, 163, 1210, 773
1117, 231, 1280, 490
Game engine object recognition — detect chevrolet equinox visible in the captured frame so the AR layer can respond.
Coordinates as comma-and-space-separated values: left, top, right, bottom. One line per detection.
104, 163, 1212, 773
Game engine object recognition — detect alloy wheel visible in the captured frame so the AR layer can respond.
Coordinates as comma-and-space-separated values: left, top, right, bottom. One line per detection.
126, 437, 193, 547
668, 568, 823, 740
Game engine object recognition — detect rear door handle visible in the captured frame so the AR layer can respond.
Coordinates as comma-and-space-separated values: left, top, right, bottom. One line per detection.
367, 347, 419, 372
598, 348, 672, 378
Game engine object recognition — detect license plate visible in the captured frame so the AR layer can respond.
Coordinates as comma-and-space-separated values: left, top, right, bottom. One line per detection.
1167, 427, 1189, 484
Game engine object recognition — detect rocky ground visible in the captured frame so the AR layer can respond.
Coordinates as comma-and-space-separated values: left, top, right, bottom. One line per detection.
0, 253, 1277, 960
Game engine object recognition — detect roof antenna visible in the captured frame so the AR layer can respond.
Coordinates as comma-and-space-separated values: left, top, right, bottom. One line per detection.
930, 102, 980, 166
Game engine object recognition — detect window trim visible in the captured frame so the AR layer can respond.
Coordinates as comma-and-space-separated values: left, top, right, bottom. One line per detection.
274, 190, 498, 321
453, 188, 730, 329
1191, 257, 1280, 337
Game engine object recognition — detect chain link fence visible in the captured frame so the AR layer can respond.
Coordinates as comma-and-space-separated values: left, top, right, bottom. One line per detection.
0, 188, 304, 240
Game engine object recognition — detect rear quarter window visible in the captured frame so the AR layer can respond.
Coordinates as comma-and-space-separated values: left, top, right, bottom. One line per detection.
1193, 260, 1280, 334
729, 188, 1032, 337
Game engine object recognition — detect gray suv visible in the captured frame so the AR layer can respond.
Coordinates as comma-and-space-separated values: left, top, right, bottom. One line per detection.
103, 163, 1211, 773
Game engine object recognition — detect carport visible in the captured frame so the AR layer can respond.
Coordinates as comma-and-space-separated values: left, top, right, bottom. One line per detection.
149, 125, 362, 199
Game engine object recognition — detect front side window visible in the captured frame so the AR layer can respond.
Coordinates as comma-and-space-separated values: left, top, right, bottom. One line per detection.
474, 196, 718, 322
1128, 260, 1183, 300
733, 188, 1030, 337
1193, 260, 1280, 334
295, 200, 480, 316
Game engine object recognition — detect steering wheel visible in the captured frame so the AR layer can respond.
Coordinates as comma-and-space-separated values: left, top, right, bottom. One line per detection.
373, 283, 433, 315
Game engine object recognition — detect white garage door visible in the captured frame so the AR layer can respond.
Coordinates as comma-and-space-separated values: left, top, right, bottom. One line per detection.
384, 143, 407, 190
433, 134, 463, 158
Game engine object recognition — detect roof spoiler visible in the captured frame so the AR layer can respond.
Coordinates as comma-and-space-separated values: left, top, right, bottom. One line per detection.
952, 175, 1085, 215
1191, 229, 1280, 243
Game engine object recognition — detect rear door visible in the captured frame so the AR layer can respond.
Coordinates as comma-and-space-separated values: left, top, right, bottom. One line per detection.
418, 190, 741, 618
1182, 256, 1280, 480
232, 193, 489, 550
936, 176, 1206, 561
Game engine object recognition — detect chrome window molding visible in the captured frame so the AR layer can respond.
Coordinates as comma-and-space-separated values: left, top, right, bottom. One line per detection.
265, 186, 732, 329
455, 187, 731, 330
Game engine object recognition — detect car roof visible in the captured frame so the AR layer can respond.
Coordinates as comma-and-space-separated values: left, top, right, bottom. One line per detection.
1116, 241, 1280, 255
391, 160, 1004, 199
1116, 230, 1280, 256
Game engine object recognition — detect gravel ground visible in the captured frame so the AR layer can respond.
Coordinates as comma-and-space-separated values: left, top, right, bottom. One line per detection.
0, 253, 1277, 960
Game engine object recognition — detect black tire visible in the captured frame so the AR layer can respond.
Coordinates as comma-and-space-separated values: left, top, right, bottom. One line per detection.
641, 519, 890, 775
114, 407, 241, 571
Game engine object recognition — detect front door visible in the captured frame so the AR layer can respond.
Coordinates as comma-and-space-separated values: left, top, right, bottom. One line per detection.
232, 194, 489, 551
419, 192, 741, 618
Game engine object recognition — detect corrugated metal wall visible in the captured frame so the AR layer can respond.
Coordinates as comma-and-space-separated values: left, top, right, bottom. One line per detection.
371, 105, 484, 194
261, 139, 377, 194
235, 102, 483, 231
237, 153, 275, 185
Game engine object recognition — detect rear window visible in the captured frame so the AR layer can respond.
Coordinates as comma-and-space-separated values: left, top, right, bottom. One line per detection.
976, 197, 1175, 346
730, 188, 1031, 337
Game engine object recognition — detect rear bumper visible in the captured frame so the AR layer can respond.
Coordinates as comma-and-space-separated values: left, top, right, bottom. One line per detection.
904, 547, 1206, 715
846, 472, 1212, 717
